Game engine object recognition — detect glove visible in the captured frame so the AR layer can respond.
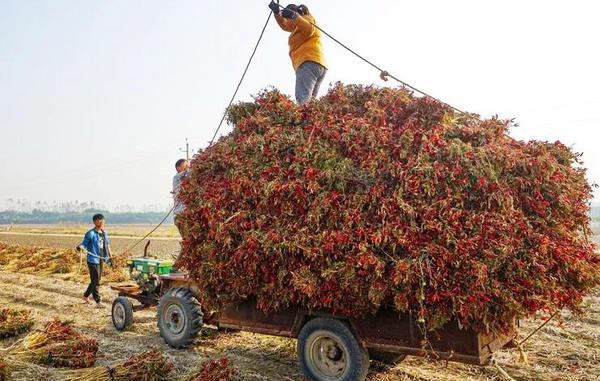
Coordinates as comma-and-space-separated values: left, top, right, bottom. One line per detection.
268, 1, 279, 13
281, 8, 298, 19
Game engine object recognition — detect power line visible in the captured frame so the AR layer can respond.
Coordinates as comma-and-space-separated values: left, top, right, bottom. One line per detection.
116, 11, 275, 256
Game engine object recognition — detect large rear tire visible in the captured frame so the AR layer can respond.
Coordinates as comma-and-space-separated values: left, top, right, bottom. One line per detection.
157, 287, 203, 348
298, 318, 369, 381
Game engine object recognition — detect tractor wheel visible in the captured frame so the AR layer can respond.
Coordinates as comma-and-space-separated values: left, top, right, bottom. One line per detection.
111, 296, 134, 331
157, 287, 203, 348
298, 318, 369, 381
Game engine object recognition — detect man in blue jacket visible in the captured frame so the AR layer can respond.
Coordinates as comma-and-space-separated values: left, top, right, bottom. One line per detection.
76, 213, 112, 307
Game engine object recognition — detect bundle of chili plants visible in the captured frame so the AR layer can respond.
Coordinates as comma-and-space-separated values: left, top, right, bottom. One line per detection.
7, 320, 97, 368
177, 83, 600, 333
180, 357, 237, 381
62, 349, 173, 381
0, 308, 34, 339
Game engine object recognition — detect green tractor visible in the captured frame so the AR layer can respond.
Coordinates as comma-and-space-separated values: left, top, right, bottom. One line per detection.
110, 250, 175, 331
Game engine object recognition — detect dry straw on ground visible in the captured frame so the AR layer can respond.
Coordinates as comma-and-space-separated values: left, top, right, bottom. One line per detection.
0, 355, 10, 381
0, 242, 127, 283
0, 309, 34, 339
0, 233, 598, 380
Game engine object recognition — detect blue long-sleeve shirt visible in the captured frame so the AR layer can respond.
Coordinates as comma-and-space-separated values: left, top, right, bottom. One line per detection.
80, 229, 110, 264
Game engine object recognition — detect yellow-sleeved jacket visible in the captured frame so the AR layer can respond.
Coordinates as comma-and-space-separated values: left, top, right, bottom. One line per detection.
275, 13, 327, 71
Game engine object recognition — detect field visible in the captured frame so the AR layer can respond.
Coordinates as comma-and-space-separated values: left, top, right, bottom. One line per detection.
0, 224, 180, 259
0, 223, 179, 238
0, 225, 599, 380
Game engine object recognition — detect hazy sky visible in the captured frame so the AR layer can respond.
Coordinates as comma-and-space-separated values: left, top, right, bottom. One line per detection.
1, 0, 599, 211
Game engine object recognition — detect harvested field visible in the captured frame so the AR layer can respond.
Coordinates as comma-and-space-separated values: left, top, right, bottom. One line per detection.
0, 224, 179, 239
0, 232, 599, 380
0, 242, 128, 283
0, 231, 180, 259
0, 271, 302, 381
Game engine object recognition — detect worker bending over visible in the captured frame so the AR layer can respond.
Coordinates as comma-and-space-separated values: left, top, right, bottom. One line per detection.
269, 2, 328, 104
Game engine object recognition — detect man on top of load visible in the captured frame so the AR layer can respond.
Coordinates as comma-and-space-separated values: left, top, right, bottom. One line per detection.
172, 158, 189, 237
268, 2, 328, 104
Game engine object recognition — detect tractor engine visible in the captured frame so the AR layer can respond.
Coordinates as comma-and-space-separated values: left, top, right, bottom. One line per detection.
126, 258, 174, 294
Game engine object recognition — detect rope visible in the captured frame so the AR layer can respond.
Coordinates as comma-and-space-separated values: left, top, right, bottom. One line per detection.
114, 7, 478, 259
519, 311, 559, 346
116, 205, 176, 258
209, 10, 273, 145
273, 5, 470, 116
78, 249, 106, 260
76, 248, 114, 275
112, 11, 274, 258
514, 310, 559, 364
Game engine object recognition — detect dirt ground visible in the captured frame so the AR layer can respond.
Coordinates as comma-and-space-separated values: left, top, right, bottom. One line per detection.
0, 231, 599, 381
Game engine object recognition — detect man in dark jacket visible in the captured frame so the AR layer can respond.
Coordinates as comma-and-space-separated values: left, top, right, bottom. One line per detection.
76, 213, 112, 308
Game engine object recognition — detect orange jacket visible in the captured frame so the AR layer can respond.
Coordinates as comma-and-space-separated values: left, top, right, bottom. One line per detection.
275, 13, 327, 71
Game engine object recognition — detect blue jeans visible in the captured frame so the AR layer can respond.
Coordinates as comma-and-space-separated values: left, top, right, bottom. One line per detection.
295, 61, 327, 104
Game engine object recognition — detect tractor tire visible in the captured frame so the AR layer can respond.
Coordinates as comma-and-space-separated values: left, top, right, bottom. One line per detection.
157, 287, 203, 348
369, 350, 406, 365
298, 317, 369, 381
111, 296, 134, 331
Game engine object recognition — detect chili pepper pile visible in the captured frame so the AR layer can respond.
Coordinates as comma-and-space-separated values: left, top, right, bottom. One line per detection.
177, 83, 600, 332
62, 349, 173, 381
180, 357, 237, 381
7, 320, 97, 368
0, 308, 34, 339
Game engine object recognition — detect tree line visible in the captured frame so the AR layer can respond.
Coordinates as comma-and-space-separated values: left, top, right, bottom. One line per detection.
0, 209, 172, 224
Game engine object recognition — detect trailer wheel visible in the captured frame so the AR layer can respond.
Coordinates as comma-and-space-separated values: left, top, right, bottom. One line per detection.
157, 287, 203, 348
369, 350, 406, 365
298, 318, 369, 381
111, 296, 134, 331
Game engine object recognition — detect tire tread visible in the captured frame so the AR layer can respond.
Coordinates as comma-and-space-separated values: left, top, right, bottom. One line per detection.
157, 287, 203, 348
112, 296, 134, 331
297, 317, 369, 381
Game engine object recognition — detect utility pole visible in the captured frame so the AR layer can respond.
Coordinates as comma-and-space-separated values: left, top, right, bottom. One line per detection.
179, 138, 194, 160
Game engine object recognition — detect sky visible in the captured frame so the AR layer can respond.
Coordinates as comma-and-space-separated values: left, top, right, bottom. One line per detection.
1, 0, 599, 211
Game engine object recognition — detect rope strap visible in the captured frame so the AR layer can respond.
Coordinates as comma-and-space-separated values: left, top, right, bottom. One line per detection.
272, 4, 470, 116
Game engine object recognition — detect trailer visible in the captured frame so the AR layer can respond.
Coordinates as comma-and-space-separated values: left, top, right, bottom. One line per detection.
111, 268, 515, 381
